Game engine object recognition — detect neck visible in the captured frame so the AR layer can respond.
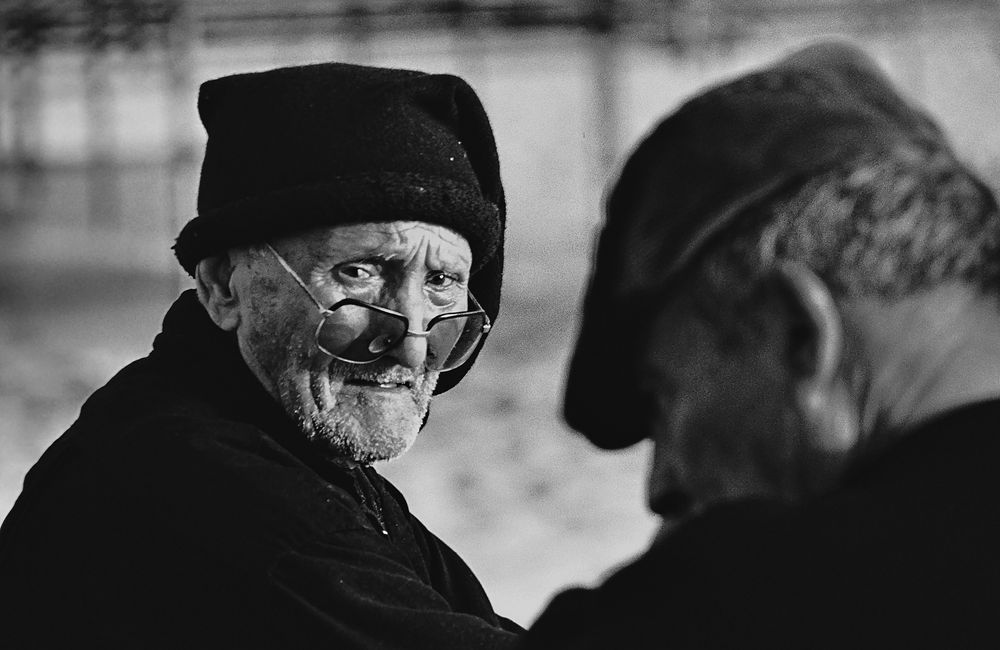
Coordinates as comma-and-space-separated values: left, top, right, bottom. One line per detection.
845, 284, 1000, 444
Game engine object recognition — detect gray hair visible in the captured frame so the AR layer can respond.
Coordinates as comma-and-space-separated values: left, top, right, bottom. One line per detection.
683, 144, 1000, 341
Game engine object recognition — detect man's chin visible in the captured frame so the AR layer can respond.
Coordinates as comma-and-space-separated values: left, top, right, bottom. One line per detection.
275, 370, 434, 463
314, 396, 425, 464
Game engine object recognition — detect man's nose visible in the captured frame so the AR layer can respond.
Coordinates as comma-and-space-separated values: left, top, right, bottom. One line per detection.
390, 330, 429, 369
384, 288, 430, 370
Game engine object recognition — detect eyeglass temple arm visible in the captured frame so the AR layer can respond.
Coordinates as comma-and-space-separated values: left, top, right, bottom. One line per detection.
265, 243, 328, 313
405, 291, 491, 337
457, 292, 491, 331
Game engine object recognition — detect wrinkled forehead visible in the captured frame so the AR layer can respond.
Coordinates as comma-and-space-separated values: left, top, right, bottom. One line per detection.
281, 220, 474, 269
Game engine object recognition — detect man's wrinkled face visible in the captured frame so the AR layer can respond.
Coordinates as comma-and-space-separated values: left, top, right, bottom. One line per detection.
639, 291, 804, 522
231, 221, 473, 464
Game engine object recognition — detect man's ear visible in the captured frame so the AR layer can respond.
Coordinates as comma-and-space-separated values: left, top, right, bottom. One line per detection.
771, 261, 843, 390
771, 261, 859, 457
195, 253, 242, 332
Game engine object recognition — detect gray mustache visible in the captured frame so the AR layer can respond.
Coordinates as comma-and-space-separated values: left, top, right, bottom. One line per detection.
329, 360, 426, 386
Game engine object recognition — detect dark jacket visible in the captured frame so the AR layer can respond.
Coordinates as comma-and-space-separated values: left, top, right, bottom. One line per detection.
0, 290, 521, 649
523, 399, 1000, 649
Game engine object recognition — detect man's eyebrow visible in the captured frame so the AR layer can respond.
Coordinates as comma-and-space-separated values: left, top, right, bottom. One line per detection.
348, 253, 397, 266
309, 239, 386, 262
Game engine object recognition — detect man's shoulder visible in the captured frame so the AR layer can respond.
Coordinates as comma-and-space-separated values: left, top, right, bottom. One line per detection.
11, 361, 375, 552
526, 430, 1000, 650
126, 409, 371, 522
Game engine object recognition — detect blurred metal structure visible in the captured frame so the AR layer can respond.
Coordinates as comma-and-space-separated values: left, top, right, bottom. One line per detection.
0, 0, 998, 273
3, 1, 992, 45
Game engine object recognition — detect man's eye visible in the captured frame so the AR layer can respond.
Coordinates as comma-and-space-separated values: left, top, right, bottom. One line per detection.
427, 272, 458, 288
338, 264, 376, 280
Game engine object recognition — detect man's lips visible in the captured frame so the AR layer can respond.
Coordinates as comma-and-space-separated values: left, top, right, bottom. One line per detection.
343, 377, 414, 390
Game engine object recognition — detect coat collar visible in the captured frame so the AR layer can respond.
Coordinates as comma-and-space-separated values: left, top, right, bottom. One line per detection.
149, 289, 366, 474
842, 397, 1000, 488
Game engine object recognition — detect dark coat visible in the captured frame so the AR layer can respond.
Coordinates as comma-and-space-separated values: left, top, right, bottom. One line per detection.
523, 399, 1000, 649
0, 290, 521, 649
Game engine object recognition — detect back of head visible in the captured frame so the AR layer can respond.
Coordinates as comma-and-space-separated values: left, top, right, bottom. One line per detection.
566, 41, 1000, 449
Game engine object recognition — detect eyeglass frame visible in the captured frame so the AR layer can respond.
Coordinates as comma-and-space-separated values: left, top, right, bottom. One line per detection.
264, 242, 492, 369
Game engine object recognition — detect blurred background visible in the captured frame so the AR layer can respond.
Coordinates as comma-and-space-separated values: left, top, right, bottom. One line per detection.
2, 0, 1000, 626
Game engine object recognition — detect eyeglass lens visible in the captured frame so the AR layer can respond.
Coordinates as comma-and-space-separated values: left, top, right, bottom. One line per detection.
316, 303, 486, 371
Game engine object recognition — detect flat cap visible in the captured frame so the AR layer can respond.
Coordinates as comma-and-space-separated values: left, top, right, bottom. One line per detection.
565, 41, 953, 449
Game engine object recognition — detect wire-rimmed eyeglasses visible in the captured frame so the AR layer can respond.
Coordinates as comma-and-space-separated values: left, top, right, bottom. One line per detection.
265, 243, 491, 372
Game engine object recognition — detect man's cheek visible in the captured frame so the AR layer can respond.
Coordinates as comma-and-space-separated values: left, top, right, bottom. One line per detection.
679, 407, 750, 494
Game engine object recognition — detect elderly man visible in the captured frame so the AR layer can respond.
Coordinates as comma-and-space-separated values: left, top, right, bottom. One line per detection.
0, 63, 520, 648
523, 42, 1000, 648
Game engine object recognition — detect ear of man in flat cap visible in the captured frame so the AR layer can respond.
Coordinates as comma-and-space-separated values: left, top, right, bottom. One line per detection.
173, 62, 505, 395
565, 41, 956, 449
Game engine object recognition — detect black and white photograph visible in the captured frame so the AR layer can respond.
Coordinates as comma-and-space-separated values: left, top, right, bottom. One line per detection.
2, 1, 999, 647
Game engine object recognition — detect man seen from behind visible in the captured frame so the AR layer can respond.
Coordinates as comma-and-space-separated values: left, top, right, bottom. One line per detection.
525, 41, 1000, 649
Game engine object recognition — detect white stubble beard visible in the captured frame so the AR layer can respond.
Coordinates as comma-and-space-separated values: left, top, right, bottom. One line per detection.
238, 292, 439, 465
274, 350, 440, 464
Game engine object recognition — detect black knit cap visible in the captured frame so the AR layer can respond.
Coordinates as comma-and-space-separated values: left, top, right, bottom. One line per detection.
173, 62, 505, 394
565, 41, 958, 449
